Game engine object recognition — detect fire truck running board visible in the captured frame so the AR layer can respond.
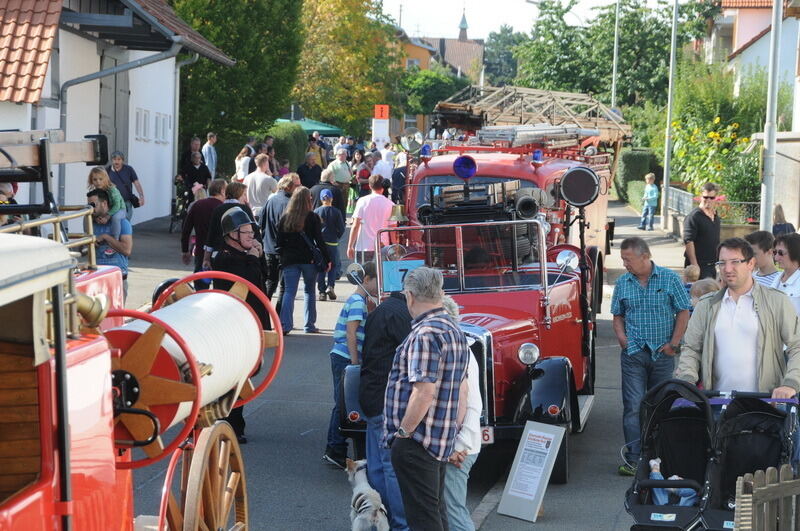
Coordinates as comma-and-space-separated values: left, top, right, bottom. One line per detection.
578, 395, 595, 432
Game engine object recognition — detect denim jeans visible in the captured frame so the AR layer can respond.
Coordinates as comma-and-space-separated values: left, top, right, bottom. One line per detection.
639, 204, 655, 230
443, 453, 478, 531
327, 353, 350, 454
621, 349, 676, 462
650, 471, 699, 506
318, 243, 341, 293
279, 263, 317, 332
366, 415, 408, 530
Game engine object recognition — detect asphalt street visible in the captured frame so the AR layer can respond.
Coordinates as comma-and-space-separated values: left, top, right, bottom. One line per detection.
125, 201, 684, 530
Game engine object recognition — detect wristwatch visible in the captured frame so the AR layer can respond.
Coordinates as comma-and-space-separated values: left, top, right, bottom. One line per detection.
669, 344, 681, 353
396, 426, 411, 439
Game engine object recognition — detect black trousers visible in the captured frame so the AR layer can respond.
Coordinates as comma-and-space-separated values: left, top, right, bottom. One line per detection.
265, 253, 285, 310
192, 251, 211, 291
391, 437, 448, 531
226, 406, 245, 437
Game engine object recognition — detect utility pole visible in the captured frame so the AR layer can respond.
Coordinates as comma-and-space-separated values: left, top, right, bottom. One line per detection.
611, 0, 621, 108
660, 0, 679, 230
760, 0, 783, 231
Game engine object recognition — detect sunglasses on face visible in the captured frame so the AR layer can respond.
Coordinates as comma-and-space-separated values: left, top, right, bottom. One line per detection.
774, 249, 788, 256
702, 196, 717, 201
88, 202, 96, 207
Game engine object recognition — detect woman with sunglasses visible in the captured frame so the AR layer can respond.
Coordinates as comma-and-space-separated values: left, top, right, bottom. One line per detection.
771, 233, 800, 316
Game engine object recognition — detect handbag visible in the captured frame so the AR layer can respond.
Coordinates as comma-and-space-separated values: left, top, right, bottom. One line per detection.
130, 195, 141, 208
300, 231, 326, 272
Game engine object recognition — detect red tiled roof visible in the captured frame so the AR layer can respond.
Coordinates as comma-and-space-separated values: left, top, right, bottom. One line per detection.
721, 0, 772, 7
132, 0, 234, 67
0, 0, 62, 104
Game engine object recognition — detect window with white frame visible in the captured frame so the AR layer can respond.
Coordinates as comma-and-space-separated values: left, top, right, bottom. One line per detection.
142, 109, 150, 140
404, 113, 417, 129
406, 58, 420, 70
161, 114, 171, 143
135, 108, 143, 139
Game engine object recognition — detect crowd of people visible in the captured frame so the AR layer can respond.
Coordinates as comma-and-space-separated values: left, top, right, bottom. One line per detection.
614, 177, 800, 480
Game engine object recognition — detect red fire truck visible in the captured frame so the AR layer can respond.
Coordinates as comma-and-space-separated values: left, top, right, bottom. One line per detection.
0, 132, 282, 530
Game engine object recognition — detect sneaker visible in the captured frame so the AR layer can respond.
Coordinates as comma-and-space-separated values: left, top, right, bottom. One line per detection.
318, 292, 327, 301
237, 434, 248, 445
618, 463, 636, 476
305, 327, 320, 334
327, 287, 337, 301
649, 458, 661, 470
322, 452, 346, 469
647, 227, 654, 231
636, 226, 645, 231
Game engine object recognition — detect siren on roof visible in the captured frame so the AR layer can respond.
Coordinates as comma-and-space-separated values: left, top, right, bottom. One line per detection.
560, 166, 600, 208
453, 155, 477, 180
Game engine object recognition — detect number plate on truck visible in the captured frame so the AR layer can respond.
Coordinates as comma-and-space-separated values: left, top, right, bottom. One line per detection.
481, 427, 494, 445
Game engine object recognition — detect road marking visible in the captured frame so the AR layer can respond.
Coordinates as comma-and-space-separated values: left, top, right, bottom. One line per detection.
299, 428, 316, 436
472, 479, 506, 529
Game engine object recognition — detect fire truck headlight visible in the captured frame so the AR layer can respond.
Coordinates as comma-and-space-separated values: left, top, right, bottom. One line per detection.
518, 343, 540, 365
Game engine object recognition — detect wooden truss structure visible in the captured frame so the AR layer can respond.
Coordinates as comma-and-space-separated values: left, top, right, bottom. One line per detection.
434, 85, 632, 144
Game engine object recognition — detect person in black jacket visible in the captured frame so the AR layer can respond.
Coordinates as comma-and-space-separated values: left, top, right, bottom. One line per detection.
276, 186, 331, 334
202, 182, 259, 269
310, 168, 346, 220
212, 206, 269, 444
359, 291, 412, 529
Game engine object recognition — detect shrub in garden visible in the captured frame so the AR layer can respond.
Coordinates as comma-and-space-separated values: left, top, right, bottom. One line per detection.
253, 122, 308, 170
615, 148, 658, 203
671, 118, 760, 203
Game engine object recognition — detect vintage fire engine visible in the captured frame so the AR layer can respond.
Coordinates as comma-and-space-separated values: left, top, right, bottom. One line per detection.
0, 132, 283, 530
342, 122, 620, 484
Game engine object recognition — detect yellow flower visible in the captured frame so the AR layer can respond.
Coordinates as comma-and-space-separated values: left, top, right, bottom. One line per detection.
690, 136, 697, 143
672, 121, 679, 127
741, 137, 749, 143
693, 127, 700, 135
731, 132, 737, 139
732, 122, 739, 129
707, 131, 715, 138
714, 117, 721, 124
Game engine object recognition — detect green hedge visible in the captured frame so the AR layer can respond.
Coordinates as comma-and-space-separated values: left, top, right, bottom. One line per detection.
252, 122, 308, 171
615, 148, 660, 203
627, 181, 645, 212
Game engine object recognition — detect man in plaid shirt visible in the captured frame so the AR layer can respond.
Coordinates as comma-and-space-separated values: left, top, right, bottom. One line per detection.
383, 267, 469, 531
612, 237, 691, 476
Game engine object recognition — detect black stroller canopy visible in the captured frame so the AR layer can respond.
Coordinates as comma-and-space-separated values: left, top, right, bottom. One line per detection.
640, 379, 716, 436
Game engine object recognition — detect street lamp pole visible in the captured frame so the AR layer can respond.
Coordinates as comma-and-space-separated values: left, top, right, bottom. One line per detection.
760, 0, 783, 231
660, 0, 679, 231
611, 0, 621, 108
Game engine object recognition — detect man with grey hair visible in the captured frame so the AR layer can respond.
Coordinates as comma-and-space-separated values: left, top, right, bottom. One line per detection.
297, 151, 322, 189
327, 148, 352, 199
310, 167, 345, 218
611, 236, 691, 476
383, 266, 470, 530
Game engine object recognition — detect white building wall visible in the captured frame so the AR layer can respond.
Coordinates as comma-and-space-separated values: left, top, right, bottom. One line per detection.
59, 30, 101, 211
729, 17, 798, 114
126, 51, 176, 224
0, 101, 32, 130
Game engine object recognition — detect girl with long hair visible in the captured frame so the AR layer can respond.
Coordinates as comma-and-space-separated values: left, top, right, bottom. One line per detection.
87, 166, 127, 240
234, 147, 251, 182
276, 186, 331, 334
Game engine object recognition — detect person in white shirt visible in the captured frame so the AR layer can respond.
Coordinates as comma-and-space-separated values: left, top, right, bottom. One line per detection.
234, 147, 251, 183
243, 154, 277, 221
745, 230, 781, 287
771, 233, 800, 316
441, 298, 481, 531
346, 175, 394, 264
675, 237, 800, 398
201, 132, 218, 178
373, 150, 395, 183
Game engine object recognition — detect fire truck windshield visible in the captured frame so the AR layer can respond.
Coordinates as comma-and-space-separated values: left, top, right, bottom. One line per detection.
412, 175, 539, 209
375, 221, 544, 294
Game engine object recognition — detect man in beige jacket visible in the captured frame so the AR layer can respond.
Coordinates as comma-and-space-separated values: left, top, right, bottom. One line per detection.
675, 238, 800, 398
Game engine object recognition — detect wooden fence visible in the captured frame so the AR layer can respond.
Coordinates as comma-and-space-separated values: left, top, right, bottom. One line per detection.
734, 465, 800, 530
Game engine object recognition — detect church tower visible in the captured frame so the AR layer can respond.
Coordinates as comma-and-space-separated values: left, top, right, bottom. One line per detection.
458, 9, 468, 41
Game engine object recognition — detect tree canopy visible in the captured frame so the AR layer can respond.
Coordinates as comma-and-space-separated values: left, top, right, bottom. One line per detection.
171, 0, 304, 167
292, 0, 405, 137
403, 64, 470, 116
514, 0, 718, 106
484, 25, 529, 86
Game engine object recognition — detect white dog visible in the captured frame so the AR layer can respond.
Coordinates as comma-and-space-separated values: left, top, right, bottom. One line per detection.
346, 458, 390, 531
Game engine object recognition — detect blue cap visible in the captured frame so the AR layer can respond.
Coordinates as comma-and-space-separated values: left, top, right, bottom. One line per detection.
320, 189, 333, 200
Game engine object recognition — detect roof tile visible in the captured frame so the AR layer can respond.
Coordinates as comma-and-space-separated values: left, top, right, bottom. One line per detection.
721, 1, 772, 7
0, 0, 61, 104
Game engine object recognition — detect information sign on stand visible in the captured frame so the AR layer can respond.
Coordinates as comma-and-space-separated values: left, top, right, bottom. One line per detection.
497, 421, 565, 523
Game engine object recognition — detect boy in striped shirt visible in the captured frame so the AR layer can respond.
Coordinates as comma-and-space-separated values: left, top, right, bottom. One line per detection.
745, 231, 781, 286
323, 261, 377, 469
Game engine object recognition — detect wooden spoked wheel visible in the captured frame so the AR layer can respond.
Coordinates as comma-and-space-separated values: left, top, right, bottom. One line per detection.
165, 421, 248, 531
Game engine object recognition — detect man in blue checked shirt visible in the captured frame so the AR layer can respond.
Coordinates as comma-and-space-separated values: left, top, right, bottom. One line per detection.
612, 237, 691, 477
384, 267, 469, 531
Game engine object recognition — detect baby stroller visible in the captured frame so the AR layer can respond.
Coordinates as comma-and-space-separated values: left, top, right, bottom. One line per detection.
625, 380, 714, 531
702, 393, 797, 531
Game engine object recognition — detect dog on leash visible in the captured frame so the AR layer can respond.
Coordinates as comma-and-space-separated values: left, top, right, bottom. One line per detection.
346, 458, 390, 531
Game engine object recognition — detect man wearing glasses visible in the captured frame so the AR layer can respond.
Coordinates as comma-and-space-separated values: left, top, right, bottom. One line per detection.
87, 189, 133, 300
675, 237, 800, 401
683, 182, 721, 280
